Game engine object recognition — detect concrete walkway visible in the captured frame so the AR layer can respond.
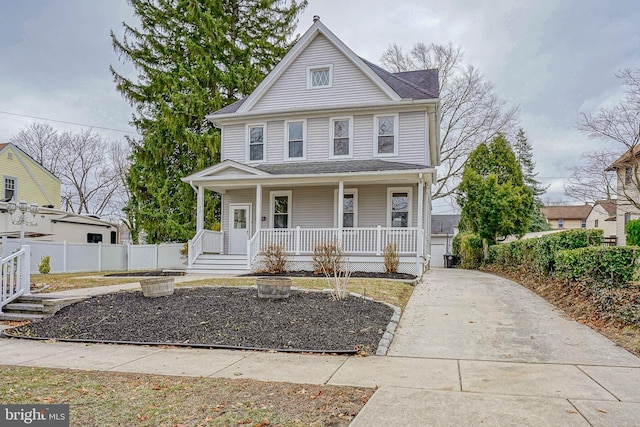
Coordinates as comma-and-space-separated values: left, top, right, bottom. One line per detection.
1, 270, 639, 426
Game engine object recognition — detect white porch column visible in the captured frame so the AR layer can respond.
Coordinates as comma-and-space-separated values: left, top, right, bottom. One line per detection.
196, 185, 204, 233
255, 184, 262, 235
417, 176, 424, 271
425, 182, 432, 261
337, 181, 344, 245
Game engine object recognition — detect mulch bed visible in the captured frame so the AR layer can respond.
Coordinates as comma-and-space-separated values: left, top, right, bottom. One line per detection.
6, 287, 394, 353
246, 270, 416, 280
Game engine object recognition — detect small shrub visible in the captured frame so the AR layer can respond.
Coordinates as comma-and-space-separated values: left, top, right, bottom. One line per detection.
312, 241, 345, 275
532, 229, 603, 275
383, 243, 399, 274
179, 243, 189, 258
457, 233, 483, 269
38, 255, 51, 274
258, 244, 289, 274
626, 218, 640, 246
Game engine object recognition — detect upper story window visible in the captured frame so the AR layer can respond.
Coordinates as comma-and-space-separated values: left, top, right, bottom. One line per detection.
307, 65, 333, 89
247, 124, 266, 162
4, 176, 16, 200
595, 219, 599, 228
374, 114, 398, 156
285, 120, 306, 160
330, 117, 353, 158
625, 212, 631, 226
625, 166, 633, 185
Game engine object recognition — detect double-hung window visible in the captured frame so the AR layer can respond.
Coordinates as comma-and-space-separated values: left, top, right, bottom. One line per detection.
4, 176, 16, 200
330, 117, 353, 158
247, 124, 265, 162
285, 120, 306, 160
271, 191, 292, 229
334, 189, 358, 228
387, 187, 412, 228
374, 114, 398, 156
625, 166, 633, 185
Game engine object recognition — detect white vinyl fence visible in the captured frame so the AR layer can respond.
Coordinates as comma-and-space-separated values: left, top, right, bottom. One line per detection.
0, 237, 185, 274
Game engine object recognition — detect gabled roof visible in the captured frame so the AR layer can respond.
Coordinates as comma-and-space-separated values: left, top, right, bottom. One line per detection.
605, 146, 639, 171
431, 214, 460, 235
182, 159, 269, 182
0, 142, 60, 182
593, 199, 616, 216
210, 18, 439, 117
541, 205, 592, 220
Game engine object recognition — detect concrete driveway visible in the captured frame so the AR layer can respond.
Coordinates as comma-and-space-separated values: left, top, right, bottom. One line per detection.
351, 268, 640, 426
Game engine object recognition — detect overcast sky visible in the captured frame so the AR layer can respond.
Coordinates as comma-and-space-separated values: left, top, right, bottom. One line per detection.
1, 0, 639, 213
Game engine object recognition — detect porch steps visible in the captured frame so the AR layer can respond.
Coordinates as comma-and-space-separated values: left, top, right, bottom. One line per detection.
0, 294, 86, 322
188, 254, 251, 275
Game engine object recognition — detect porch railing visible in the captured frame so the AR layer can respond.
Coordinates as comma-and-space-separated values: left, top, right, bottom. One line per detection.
188, 230, 224, 268
258, 226, 419, 255
1, 245, 31, 311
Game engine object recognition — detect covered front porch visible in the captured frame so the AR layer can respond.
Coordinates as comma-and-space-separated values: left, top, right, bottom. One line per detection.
183, 160, 436, 276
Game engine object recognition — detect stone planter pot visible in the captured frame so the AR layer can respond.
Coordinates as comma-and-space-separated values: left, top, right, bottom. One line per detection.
256, 277, 292, 299
140, 277, 175, 298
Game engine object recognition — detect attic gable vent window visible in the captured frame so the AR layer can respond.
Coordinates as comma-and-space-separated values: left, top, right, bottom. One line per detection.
307, 65, 333, 89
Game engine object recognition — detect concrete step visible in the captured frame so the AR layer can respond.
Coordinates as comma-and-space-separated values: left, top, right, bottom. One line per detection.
199, 254, 246, 260
193, 259, 248, 267
3, 302, 45, 313
0, 312, 45, 321
187, 268, 251, 275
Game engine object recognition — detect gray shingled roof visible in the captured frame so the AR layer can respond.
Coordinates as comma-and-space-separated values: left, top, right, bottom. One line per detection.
431, 215, 460, 235
255, 159, 431, 175
361, 59, 438, 99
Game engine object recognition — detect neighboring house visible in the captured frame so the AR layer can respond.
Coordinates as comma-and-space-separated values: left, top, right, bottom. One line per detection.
0, 142, 61, 208
605, 150, 640, 245
0, 201, 118, 244
585, 200, 617, 240
183, 17, 440, 276
430, 214, 460, 267
540, 205, 592, 230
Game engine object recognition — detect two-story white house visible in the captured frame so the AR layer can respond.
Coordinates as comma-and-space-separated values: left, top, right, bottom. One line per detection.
183, 17, 440, 276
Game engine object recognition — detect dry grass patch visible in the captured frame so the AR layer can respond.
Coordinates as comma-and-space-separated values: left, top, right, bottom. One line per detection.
0, 366, 372, 426
33, 272, 140, 293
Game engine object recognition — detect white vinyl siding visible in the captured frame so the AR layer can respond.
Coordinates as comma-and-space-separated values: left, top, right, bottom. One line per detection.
220, 111, 429, 166
251, 34, 390, 112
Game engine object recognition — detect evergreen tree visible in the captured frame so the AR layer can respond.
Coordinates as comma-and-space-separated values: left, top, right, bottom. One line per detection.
512, 128, 550, 232
111, 0, 307, 242
457, 134, 535, 257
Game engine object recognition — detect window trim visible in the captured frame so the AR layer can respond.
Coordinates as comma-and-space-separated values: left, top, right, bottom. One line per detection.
270, 190, 292, 229
581, 219, 587, 228
386, 187, 413, 228
329, 116, 353, 159
3, 175, 17, 201
373, 113, 399, 157
625, 212, 631, 226
246, 123, 267, 163
306, 64, 333, 89
558, 218, 564, 229
284, 119, 307, 161
333, 188, 358, 228
625, 166, 633, 185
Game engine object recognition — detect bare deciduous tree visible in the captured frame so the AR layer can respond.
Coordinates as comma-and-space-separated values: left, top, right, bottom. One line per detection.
381, 42, 518, 201
577, 68, 640, 210
564, 150, 619, 203
10, 123, 128, 220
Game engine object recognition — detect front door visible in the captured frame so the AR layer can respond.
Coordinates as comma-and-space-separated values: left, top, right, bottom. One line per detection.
229, 204, 251, 254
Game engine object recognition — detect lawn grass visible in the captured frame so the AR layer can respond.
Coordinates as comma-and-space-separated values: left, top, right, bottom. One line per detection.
0, 366, 372, 426
32, 272, 140, 293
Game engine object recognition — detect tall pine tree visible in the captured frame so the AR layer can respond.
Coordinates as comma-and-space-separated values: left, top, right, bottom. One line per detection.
111, 0, 307, 243
512, 128, 550, 231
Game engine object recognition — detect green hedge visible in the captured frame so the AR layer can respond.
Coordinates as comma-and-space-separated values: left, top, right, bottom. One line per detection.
454, 232, 483, 269
488, 229, 603, 274
626, 219, 640, 246
555, 246, 639, 289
